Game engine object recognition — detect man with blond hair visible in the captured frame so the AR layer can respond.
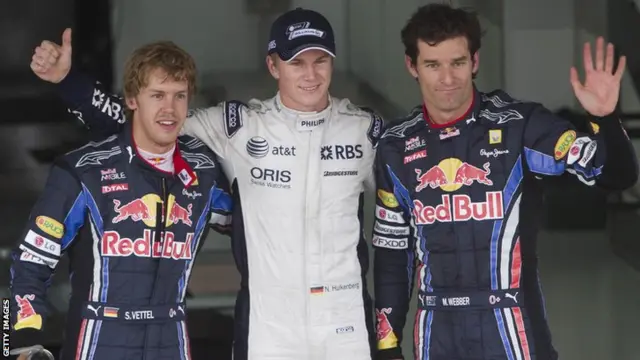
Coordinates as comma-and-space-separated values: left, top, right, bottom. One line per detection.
10, 41, 232, 360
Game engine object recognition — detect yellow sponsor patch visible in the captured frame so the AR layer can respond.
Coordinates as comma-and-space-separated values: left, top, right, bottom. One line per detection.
590, 122, 600, 134
554, 130, 576, 160
35, 216, 64, 239
489, 129, 502, 144
377, 190, 399, 208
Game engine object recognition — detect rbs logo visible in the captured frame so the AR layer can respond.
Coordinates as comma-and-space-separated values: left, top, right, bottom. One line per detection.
321, 145, 363, 160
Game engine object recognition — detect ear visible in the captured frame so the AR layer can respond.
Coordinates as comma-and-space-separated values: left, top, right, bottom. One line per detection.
125, 97, 138, 111
266, 55, 280, 80
471, 51, 480, 75
405, 55, 418, 79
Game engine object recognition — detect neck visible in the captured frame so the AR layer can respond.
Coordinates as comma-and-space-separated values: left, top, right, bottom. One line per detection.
279, 92, 329, 113
426, 91, 474, 125
131, 119, 175, 154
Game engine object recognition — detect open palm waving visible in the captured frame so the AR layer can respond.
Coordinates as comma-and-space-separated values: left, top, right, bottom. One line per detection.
570, 37, 626, 117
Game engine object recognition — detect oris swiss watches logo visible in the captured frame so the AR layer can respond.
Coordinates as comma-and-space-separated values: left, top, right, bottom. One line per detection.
246, 137, 269, 158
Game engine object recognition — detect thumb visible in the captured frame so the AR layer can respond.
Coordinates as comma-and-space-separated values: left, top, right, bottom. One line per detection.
62, 28, 72, 52
569, 67, 582, 94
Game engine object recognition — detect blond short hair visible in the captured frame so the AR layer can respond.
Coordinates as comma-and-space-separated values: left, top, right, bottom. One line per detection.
122, 41, 197, 100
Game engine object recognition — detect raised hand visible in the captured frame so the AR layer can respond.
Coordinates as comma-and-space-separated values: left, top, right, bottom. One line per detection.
30, 28, 73, 83
569, 37, 626, 117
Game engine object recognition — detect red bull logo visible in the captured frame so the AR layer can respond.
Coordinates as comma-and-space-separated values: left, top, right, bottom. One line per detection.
14, 294, 43, 330
101, 229, 194, 260
376, 308, 398, 350
413, 191, 504, 225
415, 158, 493, 192
112, 194, 192, 227
15, 294, 36, 320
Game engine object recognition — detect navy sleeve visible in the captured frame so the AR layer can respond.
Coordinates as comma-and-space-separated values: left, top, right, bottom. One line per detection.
57, 68, 126, 136
10, 160, 86, 350
372, 143, 415, 360
208, 175, 233, 235
522, 105, 638, 189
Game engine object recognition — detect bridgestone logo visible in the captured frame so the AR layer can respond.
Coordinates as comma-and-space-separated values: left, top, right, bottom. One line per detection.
324, 170, 358, 177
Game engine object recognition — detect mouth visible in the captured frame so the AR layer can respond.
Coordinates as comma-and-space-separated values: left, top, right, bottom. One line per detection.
300, 85, 320, 92
156, 119, 178, 131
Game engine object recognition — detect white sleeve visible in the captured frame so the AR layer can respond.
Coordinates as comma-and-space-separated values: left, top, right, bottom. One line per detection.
181, 101, 246, 160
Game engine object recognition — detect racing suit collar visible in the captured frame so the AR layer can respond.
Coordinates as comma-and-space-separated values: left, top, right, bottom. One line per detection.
423, 87, 480, 130
274, 91, 332, 131
119, 122, 197, 187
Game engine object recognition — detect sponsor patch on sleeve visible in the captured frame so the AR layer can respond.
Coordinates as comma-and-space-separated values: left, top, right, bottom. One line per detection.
554, 130, 576, 160
374, 205, 405, 224
223, 100, 245, 138
35, 216, 64, 239
24, 230, 60, 257
372, 235, 408, 250
377, 190, 399, 208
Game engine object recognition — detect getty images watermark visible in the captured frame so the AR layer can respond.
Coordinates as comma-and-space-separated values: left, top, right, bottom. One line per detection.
2, 298, 9, 357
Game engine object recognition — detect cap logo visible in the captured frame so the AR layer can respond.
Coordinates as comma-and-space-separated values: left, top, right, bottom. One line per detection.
286, 22, 325, 40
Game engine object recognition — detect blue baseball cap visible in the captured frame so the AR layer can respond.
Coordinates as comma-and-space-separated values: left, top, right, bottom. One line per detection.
267, 8, 336, 62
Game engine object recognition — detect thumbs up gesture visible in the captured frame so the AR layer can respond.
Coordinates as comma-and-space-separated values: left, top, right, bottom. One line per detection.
31, 28, 73, 83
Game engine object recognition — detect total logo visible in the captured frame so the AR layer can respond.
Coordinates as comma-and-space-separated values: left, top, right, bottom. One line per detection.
112, 194, 192, 227
250, 167, 291, 189
246, 136, 296, 158
320, 145, 363, 160
413, 191, 504, 225
415, 158, 493, 192
101, 229, 194, 260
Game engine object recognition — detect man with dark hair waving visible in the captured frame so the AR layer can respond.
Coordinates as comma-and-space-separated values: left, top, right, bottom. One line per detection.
372, 3, 637, 360
12, 41, 232, 360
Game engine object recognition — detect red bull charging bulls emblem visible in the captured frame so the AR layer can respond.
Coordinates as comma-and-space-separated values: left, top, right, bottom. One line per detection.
112, 194, 193, 227
106, 193, 195, 260
413, 158, 503, 225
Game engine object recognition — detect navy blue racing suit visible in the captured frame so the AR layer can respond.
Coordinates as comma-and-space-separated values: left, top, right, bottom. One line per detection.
9, 124, 232, 360
372, 89, 638, 360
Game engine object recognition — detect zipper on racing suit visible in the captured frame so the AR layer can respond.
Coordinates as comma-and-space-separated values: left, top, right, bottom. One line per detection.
142, 176, 169, 359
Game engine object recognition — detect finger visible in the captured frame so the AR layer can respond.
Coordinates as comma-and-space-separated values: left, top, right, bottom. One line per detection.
34, 47, 56, 63
605, 43, 614, 74
62, 28, 72, 51
32, 54, 48, 70
570, 66, 583, 92
40, 40, 62, 54
30, 61, 41, 73
583, 42, 594, 73
614, 55, 627, 82
595, 37, 604, 71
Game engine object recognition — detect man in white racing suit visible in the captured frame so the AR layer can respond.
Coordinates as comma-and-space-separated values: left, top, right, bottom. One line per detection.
30, 7, 383, 360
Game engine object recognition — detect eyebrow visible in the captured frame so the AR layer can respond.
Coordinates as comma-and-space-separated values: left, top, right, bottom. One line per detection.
422, 56, 468, 64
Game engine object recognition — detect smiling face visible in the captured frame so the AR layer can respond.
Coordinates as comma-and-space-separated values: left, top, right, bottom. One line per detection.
406, 36, 478, 123
121, 41, 196, 153
266, 49, 333, 112
126, 68, 189, 153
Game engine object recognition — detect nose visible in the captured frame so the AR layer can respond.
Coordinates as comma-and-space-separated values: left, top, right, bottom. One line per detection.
161, 96, 177, 113
302, 63, 317, 81
439, 66, 455, 86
